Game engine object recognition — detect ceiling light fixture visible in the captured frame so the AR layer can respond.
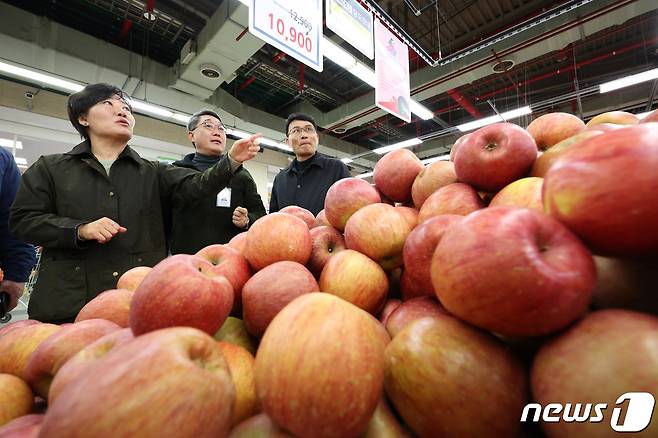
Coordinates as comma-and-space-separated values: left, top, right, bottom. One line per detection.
373, 137, 423, 155
456, 106, 532, 132
599, 68, 658, 93
356, 171, 374, 179
0, 61, 84, 92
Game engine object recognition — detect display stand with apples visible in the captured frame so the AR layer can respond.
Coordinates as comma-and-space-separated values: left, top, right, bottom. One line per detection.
1, 109, 657, 437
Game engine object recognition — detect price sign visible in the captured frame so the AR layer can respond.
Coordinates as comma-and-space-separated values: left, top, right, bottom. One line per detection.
249, 0, 323, 72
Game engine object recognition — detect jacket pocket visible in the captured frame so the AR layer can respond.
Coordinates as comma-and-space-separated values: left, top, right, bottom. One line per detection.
28, 259, 87, 322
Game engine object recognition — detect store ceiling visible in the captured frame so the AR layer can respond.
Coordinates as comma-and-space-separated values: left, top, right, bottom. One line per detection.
1, 0, 657, 159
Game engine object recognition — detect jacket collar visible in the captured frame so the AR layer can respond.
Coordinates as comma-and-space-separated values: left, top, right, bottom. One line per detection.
65, 139, 143, 165
286, 152, 326, 173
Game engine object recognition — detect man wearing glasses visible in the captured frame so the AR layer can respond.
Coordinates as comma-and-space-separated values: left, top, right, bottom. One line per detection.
169, 109, 266, 254
270, 113, 350, 216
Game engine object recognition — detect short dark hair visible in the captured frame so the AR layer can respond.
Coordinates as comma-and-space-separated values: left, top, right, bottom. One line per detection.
67, 83, 131, 139
187, 109, 222, 132
285, 112, 317, 136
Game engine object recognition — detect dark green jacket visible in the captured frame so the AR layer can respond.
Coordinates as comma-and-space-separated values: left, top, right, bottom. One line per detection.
170, 153, 266, 254
9, 140, 235, 322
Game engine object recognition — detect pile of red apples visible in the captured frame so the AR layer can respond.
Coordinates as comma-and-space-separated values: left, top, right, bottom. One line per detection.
1, 109, 657, 438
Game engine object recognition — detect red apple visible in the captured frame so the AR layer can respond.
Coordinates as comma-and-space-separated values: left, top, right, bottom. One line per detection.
586, 110, 639, 127
0, 374, 33, 427
454, 122, 537, 192
543, 124, 658, 256
396, 206, 418, 229
400, 268, 433, 301
385, 317, 527, 438
0, 414, 43, 437
242, 261, 318, 337
344, 203, 413, 271
591, 256, 658, 315
449, 133, 471, 162
228, 414, 294, 438
0, 320, 40, 339
362, 398, 412, 438
312, 209, 331, 228
279, 205, 315, 228
373, 184, 395, 205
25, 319, 120, 398
432, 207, 596, 337
489, 176, 544, 211
116, 266, 152, 291
255, 293, 388, 438
48, 328, 135, 404
130, 254, 234, 336
0, 324, 60, 380
213, 317, 257, 355
411, 160, 458, 208
319, 249, 389, 314
403, 214, 462, 293
531, 310, 658, 438
227, 232, 247, 254
217, 342, 258, 427
384, 296, 446, 338
74, 288, 133, 327
530, 130, 604, 177
307, 225, 346, 278
378, 299, 402, 326
374, 149, 424, 202
526, 112, 586, 150
417, 182, 484, 223
324, 177, 381, 231
195, 244, 252, 314
40, 327, 235, 438
244, 213, 312, 271
641, 109, 658, 123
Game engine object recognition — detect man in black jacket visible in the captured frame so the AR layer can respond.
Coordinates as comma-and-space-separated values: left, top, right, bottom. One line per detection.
170, 109, 266, 254
269, 113, 350, 216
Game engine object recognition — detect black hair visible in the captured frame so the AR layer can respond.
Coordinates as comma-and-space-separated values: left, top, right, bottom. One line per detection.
187, 109, 223, 132
67, 83, 132, 139
285, 112, 317, 136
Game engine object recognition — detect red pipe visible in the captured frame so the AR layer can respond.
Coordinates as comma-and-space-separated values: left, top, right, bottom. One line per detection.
325, 0, 635, 132
118, 19, 133, 40
146, 0, 155, 12
447, 88, 482, 118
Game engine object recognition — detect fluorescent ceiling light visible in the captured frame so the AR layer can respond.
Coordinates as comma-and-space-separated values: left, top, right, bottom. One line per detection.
421, 154, 450, 164
356, 171, 374, 179
259, 137, 292, 152
0, 139, 23, 149
457, 106, 532, 132
14, 157, 27, 165
373, 137, 423, 155
341, 157, 353, 164
0, 61, 84, 92
410, 100, 434, 120
324, 40, 356, 69
346, 63, 377, 87
130, 100, 174, 118
226, 128, 249, 139
599, 68, 658, 93
172, 113, 191, 124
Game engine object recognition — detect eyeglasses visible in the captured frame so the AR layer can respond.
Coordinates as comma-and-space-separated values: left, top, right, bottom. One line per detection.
197, 122, 226, 133
288, 126, 317, 136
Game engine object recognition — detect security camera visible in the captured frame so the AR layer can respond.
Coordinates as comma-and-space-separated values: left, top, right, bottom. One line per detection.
24, 92, 34, 99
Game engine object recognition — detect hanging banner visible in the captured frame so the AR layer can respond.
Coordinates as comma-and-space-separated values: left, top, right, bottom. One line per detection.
326, 0, 374, 60
249, 0, 323, 72
374, 19, 411, 123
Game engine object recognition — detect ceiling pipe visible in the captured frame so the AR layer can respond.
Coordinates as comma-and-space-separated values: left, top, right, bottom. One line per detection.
324, 0, 638, 132
446, 88, 481, 118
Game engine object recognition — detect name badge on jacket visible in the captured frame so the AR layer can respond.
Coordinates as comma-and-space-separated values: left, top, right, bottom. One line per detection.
216, 188, 232, 207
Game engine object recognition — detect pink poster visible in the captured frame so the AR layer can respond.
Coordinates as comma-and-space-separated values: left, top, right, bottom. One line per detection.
374, 19, 411, 123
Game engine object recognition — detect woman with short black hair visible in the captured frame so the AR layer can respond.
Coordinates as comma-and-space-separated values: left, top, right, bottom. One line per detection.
10, 83, 261, 323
